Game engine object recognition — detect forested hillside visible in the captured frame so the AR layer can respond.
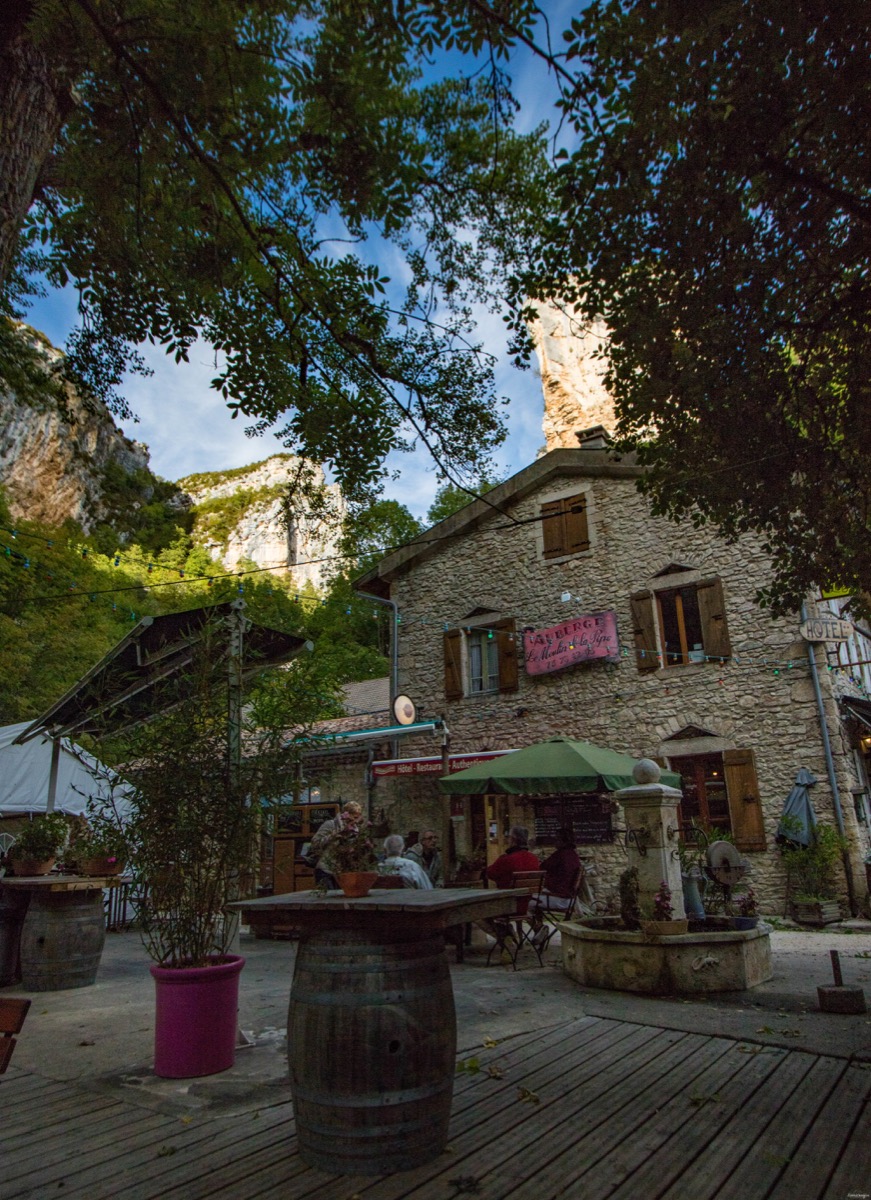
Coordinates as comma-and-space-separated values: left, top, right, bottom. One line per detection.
0, 487, 389, 724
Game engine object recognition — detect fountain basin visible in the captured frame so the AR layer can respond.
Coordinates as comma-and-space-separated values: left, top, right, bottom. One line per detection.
561, 920, 773, 994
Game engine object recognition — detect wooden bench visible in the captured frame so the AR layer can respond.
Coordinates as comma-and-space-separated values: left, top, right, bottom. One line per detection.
0, 996, 31, 1074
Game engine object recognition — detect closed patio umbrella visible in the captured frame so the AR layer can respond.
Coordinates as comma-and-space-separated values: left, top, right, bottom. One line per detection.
776, 767, 819, 847
438, 736, 681, 795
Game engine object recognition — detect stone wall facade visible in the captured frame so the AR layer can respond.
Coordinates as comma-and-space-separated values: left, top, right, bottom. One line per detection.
357, 448, 871, 914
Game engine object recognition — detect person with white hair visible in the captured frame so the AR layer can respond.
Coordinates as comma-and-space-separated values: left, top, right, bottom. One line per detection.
381, 834, 433, 889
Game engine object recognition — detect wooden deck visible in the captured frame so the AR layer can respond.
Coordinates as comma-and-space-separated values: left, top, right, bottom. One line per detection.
1, 1015, 869, 1200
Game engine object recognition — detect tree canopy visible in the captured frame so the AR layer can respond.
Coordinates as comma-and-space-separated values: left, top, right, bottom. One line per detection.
1, 0, 546, 503
4, 1, 870, 613
513, 0, 871, 615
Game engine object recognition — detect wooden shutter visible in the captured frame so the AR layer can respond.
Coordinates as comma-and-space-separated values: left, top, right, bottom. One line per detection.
564, 495, 590, 554
541, 499, 565, 558
697, 577, 731, 661
723, 748, 766, 851
630, 591, 659, 673
493, 618, 519, 693
443, 629, 463, 700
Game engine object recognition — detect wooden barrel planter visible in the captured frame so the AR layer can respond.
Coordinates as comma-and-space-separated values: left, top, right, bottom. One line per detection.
288, 928, 456, 1175
19, 891, 106, 991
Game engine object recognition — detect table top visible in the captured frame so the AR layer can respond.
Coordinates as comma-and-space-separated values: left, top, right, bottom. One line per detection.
0, 874, 115, 892
227, 886, 526, 934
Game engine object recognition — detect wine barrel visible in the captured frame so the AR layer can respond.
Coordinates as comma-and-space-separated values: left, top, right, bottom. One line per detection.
288, 928, 456, 1175
19, 891, 106, 991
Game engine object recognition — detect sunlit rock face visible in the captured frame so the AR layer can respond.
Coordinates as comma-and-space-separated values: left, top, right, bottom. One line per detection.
0, 328, 341, 593
528, 300, 615, 451
180, 456, 344, 592
0, 332, 150, 531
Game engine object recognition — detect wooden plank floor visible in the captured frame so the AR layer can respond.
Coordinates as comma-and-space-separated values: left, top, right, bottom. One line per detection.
1, 1016, 869, 1200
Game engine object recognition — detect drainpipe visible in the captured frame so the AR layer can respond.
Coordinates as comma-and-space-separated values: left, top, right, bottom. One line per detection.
356, 591, 398, 707
357, 590, 400, 763
802, 601, 857, 914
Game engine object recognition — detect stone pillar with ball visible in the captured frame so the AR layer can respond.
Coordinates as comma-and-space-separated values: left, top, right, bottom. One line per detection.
616, 759, 686, 921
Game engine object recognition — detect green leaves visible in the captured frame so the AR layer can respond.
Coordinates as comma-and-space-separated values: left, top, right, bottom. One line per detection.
3, 1, 547, 505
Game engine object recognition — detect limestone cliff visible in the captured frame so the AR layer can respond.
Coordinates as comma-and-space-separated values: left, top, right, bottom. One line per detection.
528, 299, 615, 450
180, 457, 343, 592
0, 325, 153, 530
0, 326, 341, 591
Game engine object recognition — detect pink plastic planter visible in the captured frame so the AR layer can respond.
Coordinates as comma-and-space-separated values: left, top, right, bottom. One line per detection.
150, 954, 245, 1078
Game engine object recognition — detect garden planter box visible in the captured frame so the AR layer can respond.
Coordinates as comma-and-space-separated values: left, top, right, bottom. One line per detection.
792, 900, 841, 926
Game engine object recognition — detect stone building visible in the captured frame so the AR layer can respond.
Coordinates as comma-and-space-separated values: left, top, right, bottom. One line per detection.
354, 441, 871, 915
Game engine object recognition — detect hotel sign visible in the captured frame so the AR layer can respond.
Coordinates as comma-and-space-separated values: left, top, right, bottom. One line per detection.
523, 610, 620, 676
800, 616, 854, 643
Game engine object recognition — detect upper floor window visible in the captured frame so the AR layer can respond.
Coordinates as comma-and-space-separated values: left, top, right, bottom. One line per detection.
541, 492, 590, 560
468, 629, 500, 694
444, 618, 519, 700
630, 577, 731, 671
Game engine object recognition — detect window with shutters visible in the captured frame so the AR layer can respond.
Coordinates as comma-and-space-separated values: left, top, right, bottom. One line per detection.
669, 748, 766, 851
630, 577, 731, 672
540, 491, 590, 560
443, 618, 518, 700
468, 629, 499, 694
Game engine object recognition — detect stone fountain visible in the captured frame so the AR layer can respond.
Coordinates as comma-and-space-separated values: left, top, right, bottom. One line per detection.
561, 760, 773, 994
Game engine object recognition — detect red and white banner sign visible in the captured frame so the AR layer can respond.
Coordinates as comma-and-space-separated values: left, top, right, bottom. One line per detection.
523, 610, 620, 675
372, 749, 516, 778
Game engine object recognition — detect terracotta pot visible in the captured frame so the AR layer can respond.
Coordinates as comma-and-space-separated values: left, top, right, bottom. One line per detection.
75, 857, 125, 877
10, 857, 56, 877
640, 918, 688, 937
337, 871, 379, 898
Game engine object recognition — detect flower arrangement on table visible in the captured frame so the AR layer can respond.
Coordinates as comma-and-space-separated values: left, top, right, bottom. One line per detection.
324, 822, 378, 874
66, 812, 129, 874
652, 880, 674, 921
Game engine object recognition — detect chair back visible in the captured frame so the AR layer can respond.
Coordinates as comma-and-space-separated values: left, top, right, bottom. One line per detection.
510, 870, 546, 916
0, 997, 30, 1074
372, 874, 405, 889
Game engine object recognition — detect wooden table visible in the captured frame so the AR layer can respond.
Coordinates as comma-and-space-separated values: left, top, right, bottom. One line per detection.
0, 874, 113, 990
228, 886, 524, 1176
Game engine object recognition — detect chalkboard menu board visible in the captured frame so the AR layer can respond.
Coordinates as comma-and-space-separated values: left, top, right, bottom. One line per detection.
533, 795, 614, 844
274, 803, 338, 834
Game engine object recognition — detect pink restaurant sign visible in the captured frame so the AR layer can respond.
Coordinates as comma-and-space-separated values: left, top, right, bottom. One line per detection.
523, 610, 620, 675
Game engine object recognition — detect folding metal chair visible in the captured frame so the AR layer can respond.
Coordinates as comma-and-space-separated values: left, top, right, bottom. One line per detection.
484, 870, 546, 969
522, 866, 584, 966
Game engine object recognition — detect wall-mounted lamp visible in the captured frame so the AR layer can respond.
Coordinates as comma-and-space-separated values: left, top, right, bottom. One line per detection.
560, 591, 582, 605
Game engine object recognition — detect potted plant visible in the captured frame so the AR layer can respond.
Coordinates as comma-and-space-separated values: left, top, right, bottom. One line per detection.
453, 850, 486, 884
781, 825, 845, 926
618, 865, 641, 930
91, 618, 327, 1079
66, 810, 129, 876
640, 880, 688, 937
322, 822, 379, 896
732, 887, 759, 930
8, 812, 70, 875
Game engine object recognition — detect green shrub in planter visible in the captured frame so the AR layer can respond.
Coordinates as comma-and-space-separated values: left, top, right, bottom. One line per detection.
10, 812, 70, 862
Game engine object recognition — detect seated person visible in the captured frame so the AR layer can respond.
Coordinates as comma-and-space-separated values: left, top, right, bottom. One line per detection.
528, 826, 582, 917
405, 829, 444, 886
381, 835, 433, 889
485, 825, 540, 888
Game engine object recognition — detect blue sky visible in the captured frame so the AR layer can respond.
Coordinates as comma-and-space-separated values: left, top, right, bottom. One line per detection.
23, 11, 575, 518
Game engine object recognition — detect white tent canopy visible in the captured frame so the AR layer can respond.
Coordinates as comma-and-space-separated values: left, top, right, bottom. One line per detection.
0, 722, 132, 818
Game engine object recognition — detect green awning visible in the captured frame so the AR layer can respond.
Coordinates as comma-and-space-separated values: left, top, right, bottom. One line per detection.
438, 736, 681, 795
